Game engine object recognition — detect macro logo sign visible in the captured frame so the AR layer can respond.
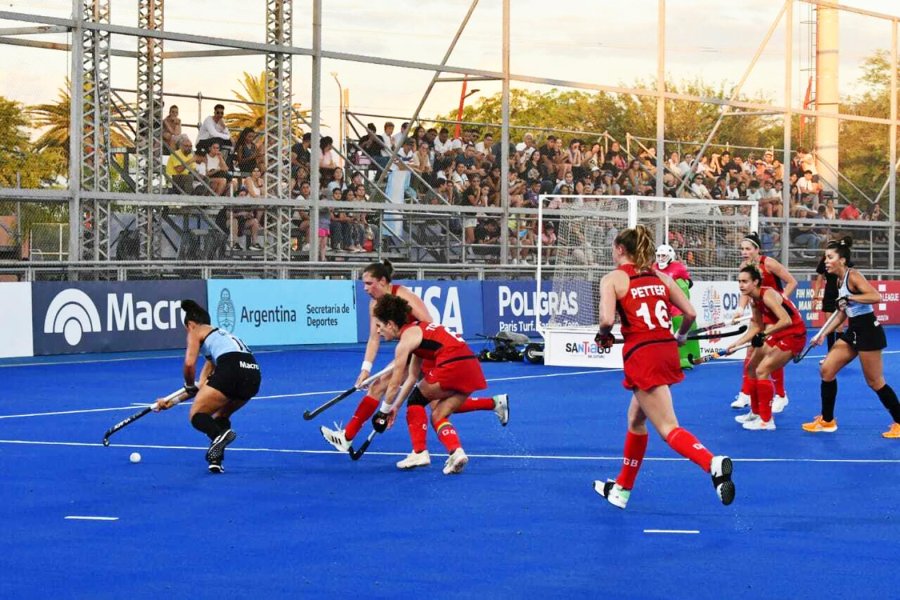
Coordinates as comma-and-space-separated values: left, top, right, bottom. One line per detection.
216, 288, 237, 333
32, 280, 207, 355
43, 289, 102, 346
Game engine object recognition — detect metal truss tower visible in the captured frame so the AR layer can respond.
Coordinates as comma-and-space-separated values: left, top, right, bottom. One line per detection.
264, 0, 293, 261
135, 0, 165, 259
136, 0, 164, 195
80, 0, 111, 261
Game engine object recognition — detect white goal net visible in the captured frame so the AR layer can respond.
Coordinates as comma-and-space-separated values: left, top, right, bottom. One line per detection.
536, 195, 758, 367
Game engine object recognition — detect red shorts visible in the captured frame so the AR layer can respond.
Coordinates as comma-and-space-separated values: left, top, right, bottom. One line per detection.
622, 339, 684, 392
765, 330, 806, 356
423, 355, 486, 396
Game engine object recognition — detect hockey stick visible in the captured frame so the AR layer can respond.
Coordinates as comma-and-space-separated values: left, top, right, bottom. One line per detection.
692, 315, 751, 335
102, 387, 187, 446
686, 324, 747, 341
302, 363, 394, 421
349, 429, 377, 461
793, 310, 844, 364
687, 342, 751, 365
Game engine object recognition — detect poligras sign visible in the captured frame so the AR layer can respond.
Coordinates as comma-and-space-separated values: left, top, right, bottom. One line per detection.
31, 280, 206, 355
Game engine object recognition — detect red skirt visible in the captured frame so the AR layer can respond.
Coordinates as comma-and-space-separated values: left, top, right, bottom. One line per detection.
423, 355, 487, 396
765, 328, 807, 356
622, 338, 684, 392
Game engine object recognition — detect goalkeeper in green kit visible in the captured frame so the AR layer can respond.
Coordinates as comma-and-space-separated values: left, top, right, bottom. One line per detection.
656, 244, 699, 369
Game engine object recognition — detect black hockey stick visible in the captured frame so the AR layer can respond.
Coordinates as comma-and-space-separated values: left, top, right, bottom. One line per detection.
349, 429, 378, 461
102, 387, 186, 446
793, 310, 844, 364
303, 363, 393, 420
692, 315, 751, 335
686, 324, 747, 341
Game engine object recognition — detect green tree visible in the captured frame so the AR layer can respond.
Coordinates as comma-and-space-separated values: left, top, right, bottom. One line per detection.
0, 96, 66, 188
29, 80, 133, 154
443, 81, 781, 157
228, 70, 310, 139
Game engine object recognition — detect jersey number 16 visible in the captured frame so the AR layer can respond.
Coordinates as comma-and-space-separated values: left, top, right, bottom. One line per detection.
635, 300, 671, 330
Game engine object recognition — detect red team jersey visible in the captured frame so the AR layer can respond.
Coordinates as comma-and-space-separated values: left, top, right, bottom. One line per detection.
753, 286, 807, 355
400, 321, 487, 395
615, 264, 684, 391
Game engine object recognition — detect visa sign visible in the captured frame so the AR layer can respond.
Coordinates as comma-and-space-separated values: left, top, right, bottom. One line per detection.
354, 280, 484, 342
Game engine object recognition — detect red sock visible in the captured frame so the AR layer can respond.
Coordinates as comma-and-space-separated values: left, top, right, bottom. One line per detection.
615, 431, 649, 490
772, 367, 785, 397
345, 395, 379, 440
456, 397, 494, 413
406, 405, 428, 453
740, 355, 753, 395
757, 378, 775, 422
433, 418, 461, 453
666, 427, 713, 472
749, 378, 759, 415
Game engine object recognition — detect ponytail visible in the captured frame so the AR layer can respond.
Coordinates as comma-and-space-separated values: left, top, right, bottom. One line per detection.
615, 225, 656, 272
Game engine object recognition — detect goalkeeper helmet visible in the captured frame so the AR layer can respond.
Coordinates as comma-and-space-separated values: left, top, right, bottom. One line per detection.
656, 244, 676, 269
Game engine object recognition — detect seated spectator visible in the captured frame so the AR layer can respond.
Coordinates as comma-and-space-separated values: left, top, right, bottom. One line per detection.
205, 142, 231, 196
758, 179, 782, 217
162, 105, 181, 155
166, 135, 195, 194
472, 218, 501, 259
291, 132, 312, 177
216, 187, 263, 251
319, 136, 338, 181
329, 187, 353, 252
865, 202, 887, 222
839, 197, 862, 220
233, 127, 261, 174
243, 167, 264, 198
326, 167, 346, 193
191, 149, 208, 195
540, 221, 557, 262
357, 124, 381, 163
690, 176, 712, 200
822, 197, 838, 220
196, 104, 232, 153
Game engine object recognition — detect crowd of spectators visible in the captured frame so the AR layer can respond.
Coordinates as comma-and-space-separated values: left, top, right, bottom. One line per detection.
158, 104, 891, 263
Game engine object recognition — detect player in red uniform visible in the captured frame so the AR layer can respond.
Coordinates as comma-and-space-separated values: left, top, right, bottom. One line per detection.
727, 265, 807, 430
371, 293, 496, 475
655, 244, 699, 369
731, 232, 797, 412
320, 260, 508, 468
593, 225, 735, 509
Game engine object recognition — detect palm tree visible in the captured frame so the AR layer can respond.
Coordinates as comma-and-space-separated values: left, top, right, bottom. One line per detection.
29, 79, 133, 155
228, 70, 311, 140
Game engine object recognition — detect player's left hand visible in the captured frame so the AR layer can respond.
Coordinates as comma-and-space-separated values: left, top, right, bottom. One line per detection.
836, 296, 849, 312
674, 331, 688, 346
751, 332, 767, 348
154, 397, 173, 411
594, 330, 615, 350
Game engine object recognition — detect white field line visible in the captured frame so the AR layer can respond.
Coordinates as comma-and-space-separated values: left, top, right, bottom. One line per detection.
65, 516, 119, 521
2, 439, 900, 464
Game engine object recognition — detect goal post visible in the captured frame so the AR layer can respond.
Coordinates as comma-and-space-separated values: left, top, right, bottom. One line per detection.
536, 194, 758, 368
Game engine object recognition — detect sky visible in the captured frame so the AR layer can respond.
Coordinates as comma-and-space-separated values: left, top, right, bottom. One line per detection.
2, 0, 900, 141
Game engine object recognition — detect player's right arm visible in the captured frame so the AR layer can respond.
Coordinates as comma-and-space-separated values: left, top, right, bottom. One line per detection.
383, 327, 423, 412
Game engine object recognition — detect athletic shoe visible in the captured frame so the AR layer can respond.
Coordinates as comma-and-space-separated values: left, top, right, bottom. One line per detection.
735, 411, 759, 424
743, 418, 776, 431
493, 394, 510, 427
396, 450, 431, 470
320, 424, 351, 453
730, 392, 751, 409
442, 448, 469, 475
710, 456, 735, 505
208, 460, 224, 474
881, 423, 900, 439
205, 429, 237, 463
593, 479, 630, 509
772, 394, 789, 414
801, 415, 838, 433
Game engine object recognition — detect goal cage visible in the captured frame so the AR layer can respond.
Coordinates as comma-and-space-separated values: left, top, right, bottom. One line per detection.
535, 195, 758, 368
